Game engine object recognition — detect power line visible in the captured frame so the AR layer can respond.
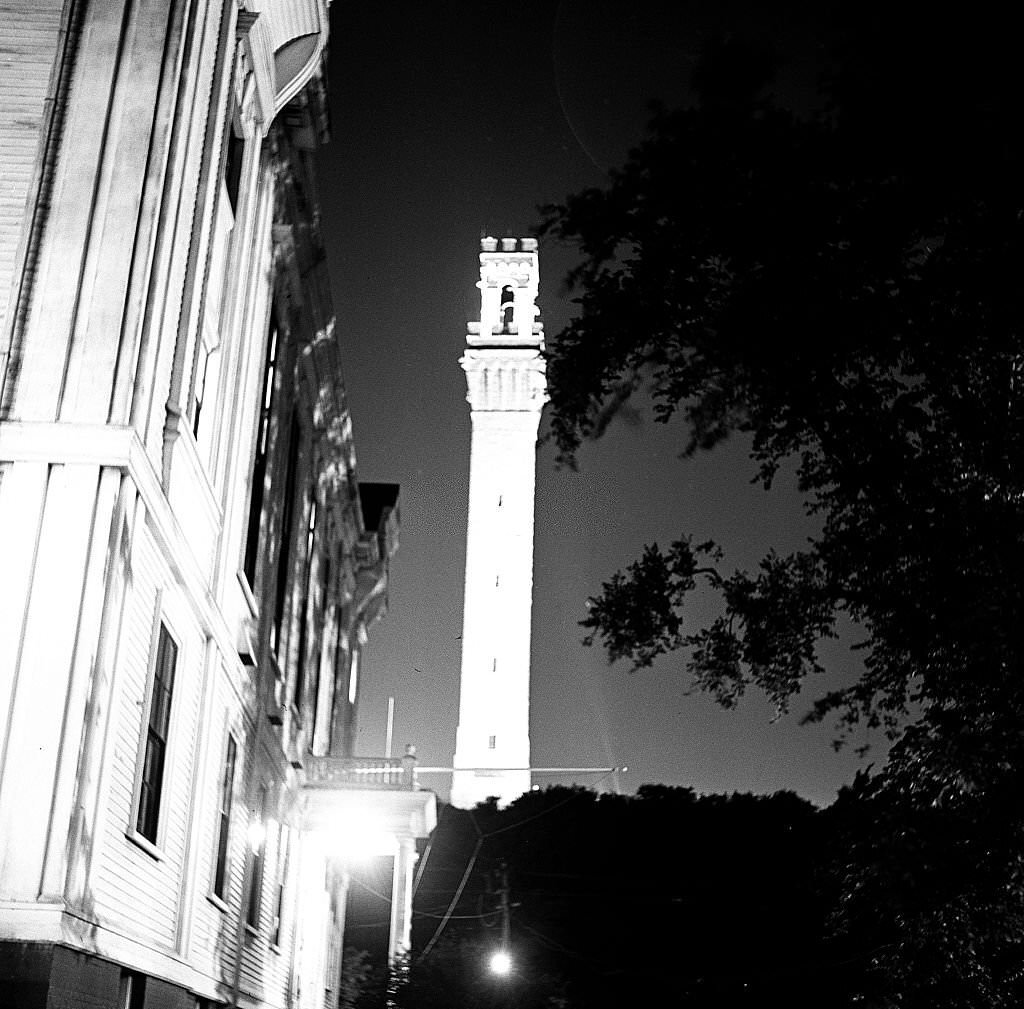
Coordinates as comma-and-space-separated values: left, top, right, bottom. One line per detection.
481, 771, 616, 837
418, 835, 483, 962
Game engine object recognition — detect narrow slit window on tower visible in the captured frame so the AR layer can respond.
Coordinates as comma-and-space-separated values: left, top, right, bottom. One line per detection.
492, 658, 497, 672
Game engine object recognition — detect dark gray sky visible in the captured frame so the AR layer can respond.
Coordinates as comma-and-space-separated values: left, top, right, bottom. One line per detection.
317, 0, 877, 806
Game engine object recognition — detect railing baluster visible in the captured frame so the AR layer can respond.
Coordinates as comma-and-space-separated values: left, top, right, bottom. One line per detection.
302, 755, 415, 790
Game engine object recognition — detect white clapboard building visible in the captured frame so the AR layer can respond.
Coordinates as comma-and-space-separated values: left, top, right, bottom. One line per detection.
0, 2, 434, 1005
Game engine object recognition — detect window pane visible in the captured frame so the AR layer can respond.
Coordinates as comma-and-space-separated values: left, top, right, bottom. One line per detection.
136, 623, 177, 842
213, 736, 237, 898
246, 786, 268, 928
244, 313, 279, 586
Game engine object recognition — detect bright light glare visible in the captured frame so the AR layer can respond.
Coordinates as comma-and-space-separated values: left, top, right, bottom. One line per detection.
247, 820, 266, 851
336, 822, 396, 862
489, 951, 512, 976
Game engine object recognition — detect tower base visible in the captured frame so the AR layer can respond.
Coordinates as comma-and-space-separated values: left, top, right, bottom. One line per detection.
449, 768, 530, 810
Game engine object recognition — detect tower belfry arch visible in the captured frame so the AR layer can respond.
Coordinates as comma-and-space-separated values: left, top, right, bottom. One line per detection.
451, 237, 548, 809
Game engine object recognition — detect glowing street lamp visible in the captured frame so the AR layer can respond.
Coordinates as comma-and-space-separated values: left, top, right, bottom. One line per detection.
489, 950, 512, 976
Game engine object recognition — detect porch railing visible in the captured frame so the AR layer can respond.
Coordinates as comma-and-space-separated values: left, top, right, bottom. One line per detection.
303, 754, 417, 790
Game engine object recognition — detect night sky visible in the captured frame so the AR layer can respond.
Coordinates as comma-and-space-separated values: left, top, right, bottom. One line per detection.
316, 1, 877, 807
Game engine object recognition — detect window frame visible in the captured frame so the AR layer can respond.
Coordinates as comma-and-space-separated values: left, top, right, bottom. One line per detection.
270, 820, 290, 949
245, 783, 269, 932
211, 731, 239, 903
271, 414, 301, 660
119, 970, 146, 1009
128, 601, 182, 856
292, 491, 318, 718
243, 308, 281, 589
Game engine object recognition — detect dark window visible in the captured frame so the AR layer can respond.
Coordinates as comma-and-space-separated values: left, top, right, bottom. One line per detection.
192, 344, 212, 437
271, 822, 290, 946
136, 624, 178, 843
311, 553, 331, 724
213, 735, 237, 899
246, 786, 268, 929
243, 314, 280, 586
119, 971, 146, 1009
271, 416, 301, 658
500, 285, 514, 329
293, 496, 317, 713
224, 125, 244, 215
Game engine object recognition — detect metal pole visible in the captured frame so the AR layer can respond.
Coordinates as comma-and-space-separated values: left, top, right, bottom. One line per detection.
498, 861, 510, 950
385, 696, 395, 758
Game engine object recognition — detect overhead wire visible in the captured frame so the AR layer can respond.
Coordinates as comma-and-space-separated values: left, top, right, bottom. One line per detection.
480, 771, 615, 838
417, 809, 484, 962
411, 777, 616, 961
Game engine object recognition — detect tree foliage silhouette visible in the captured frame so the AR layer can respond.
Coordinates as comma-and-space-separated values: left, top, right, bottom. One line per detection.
539, 8, 1024, 1005
403, 788, 843, 1009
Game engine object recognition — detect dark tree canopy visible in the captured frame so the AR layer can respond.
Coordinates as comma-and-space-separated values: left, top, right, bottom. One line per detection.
538, 9, 1024, 1006
403, 787, 844, 1009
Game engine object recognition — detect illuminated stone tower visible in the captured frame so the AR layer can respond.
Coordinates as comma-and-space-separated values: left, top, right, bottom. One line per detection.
451, 237, 548, 809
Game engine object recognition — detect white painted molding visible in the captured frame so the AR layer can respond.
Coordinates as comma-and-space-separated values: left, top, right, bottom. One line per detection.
0, 421, 241, 683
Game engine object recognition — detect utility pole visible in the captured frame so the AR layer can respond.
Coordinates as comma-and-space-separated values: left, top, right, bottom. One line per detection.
497, 861, 511, 951
487, 861, 515, 977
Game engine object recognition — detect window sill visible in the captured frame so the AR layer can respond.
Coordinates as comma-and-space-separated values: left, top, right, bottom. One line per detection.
236, 569, 259, 620
125, 828, 164, 862
207, 892, 229, 914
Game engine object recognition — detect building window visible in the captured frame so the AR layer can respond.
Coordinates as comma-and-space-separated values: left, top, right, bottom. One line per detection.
119, 970, 146, 1009
136, 623, 178, 843
272, 417, 301, 658
192, 338, 217, 438
293, 495, 317, 714
271, 822, 290, 946
224, 124, 245, 215
312, 552, 331, 726
488, 735, 497, 750
212, 735, 238, 900
243, 312, 280, 587
246, 785, 268, 929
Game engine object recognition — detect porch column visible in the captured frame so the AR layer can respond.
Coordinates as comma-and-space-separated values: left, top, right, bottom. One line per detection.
388, 835, 417, 962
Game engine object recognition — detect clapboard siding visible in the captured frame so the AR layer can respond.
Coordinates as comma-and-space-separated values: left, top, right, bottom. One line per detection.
0, 2, 63, 333
94, 526, 177, 947
93, 522, 202, 950
188, 683, 251, 985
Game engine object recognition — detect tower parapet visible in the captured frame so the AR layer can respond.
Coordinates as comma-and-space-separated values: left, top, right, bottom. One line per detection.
466, 236, 544, 347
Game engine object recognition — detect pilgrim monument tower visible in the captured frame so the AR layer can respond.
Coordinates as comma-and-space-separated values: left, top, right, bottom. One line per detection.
451, 237, 548, 809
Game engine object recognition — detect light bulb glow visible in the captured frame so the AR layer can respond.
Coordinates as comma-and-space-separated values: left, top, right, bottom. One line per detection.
489, 950, 512, 976
335, 817, 397, 862
247, 820, 266, 851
